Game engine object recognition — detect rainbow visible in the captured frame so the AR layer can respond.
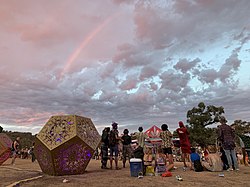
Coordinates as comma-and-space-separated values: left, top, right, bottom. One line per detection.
60, 14, 117, 78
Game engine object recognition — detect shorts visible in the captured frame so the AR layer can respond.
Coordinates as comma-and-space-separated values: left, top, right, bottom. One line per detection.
162, 147, 172, 154
122, 145, 132, 158
110, 144, 119, 157
12, 150, 18, 157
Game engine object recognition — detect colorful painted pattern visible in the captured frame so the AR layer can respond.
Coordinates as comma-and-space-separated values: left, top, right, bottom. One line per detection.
76, 116, 101, 150
53, 142, 92, 175
34, 142, 54, 175
34, 115, 100, 176
0, 133, 12, 166
37, 115, 76, 150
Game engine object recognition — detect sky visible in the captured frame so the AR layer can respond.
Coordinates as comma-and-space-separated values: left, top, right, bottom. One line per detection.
0, 0, 250, 134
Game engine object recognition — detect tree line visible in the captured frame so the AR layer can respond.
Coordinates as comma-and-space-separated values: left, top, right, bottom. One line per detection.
1, 102, 250, 148
185, 102, 250, 148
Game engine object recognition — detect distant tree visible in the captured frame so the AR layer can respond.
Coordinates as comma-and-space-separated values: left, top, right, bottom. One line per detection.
231, 120, 250, 135
186, 102, 225, 146
0, 126, 3, 133
187, 102, 224, 127
231, 120, 250, 148
4, 131, 35, 148
187, 126, 218, 147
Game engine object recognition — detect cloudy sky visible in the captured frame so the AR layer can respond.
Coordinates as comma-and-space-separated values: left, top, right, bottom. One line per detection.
1, 0, 250, 134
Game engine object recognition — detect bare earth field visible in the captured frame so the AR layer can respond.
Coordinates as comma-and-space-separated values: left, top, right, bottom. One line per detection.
1, 158, 250, 187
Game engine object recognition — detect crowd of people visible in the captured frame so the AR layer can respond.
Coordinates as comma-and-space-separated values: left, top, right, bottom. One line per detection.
8, 116, 248, 176
10, 137, 36, 165
99, 116, 248, 175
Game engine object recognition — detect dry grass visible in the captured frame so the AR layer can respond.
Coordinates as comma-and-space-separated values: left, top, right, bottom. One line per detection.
1, 158, 250, 187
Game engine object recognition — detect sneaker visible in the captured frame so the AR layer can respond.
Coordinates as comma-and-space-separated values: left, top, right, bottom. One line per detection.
227, 168, 234, 171
176, 175, 183, 181
219, 173, 225, 177
62, 179, 69, 183
236, 168, 240, 171
138, 172, 143, 179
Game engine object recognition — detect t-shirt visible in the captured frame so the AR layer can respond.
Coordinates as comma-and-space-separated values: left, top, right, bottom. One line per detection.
122, 135, 131, 145
135, 132, 147, 148
160, 130, 173, 148
109, 129, 119, 146
218, 124, 235, 150
176, 127, 191, 148
190, 153, 200, 163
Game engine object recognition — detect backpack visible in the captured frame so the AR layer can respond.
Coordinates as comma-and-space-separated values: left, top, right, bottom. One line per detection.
109, 130, 117, 146
102, 131, 109, 143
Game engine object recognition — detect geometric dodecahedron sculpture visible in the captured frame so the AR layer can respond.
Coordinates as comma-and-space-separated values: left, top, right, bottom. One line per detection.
34, 115, 101, 176
0, 133, 13, 166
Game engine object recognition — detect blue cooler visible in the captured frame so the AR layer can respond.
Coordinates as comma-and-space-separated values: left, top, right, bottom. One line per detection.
130, 158, 143, 177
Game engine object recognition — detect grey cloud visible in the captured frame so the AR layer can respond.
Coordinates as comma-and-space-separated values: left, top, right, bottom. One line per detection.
119, 78, 138, 90
219, 53, 241, 83
174, 58, 201, 73
160, 70, 191, 92
139, 66, 158, 81
134, 0, 250, 53
198, 69, 218, 84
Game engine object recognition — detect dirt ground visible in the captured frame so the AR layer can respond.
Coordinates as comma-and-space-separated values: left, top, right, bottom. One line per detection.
1, 158, 250, 187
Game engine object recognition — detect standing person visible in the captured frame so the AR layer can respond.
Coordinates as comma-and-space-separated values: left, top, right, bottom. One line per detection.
11, 137, 21, 165
135, 127, 148, 150
121, 129, 132, 168
218, 143, 229, 170
31, 142, 36, 162
101, 127, 110, 169
218, 116, 239, 171
109, 122, 120, 170
176, 121, 191, 170
159, 124, 174, 171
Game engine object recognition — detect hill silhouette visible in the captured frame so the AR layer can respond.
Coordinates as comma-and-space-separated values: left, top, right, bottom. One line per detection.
1, 130, 35, 149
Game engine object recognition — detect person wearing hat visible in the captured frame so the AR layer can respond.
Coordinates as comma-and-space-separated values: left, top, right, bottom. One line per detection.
109, 122, 121, 170
121, 129, 132, 168
218, 116, 239, 171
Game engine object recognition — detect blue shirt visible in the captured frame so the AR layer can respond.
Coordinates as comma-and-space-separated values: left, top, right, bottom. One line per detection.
190, 153, 200, 162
